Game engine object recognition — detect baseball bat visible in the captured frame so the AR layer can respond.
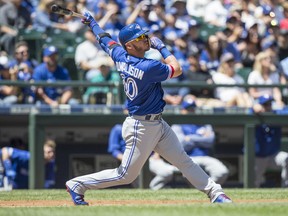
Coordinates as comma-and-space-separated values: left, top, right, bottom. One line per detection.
50, 4, 85, 19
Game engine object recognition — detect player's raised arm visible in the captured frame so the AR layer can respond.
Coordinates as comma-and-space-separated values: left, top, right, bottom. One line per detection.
150, 36, 182, 78
81, 12, 120, 54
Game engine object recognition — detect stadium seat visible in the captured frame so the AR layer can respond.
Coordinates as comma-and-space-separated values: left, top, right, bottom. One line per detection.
236, 67, 252, 83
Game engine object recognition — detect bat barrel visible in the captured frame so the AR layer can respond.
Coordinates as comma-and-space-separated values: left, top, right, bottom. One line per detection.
50, 4, 85, 19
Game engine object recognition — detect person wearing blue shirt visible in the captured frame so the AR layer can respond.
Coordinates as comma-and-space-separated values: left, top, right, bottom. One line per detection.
252, 94, 288, 187
0, 55, 18, 105
32, 46, 77, 106
0, 139, 56, 189
171, 97, 229, 185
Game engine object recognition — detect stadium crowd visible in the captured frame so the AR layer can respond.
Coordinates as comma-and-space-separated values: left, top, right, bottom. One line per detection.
0, 0, 288, 108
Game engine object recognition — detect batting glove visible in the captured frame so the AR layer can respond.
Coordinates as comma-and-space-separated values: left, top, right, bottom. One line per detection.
82, 11, 97, 29
150, 36, 166, 50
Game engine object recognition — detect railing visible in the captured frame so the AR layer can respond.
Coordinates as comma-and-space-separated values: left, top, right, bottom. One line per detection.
1, 80, 287, 105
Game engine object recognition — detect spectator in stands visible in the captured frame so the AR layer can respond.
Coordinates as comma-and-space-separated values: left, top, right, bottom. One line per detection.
217, 27, 243, 70
11, 61, 35, 104
171, 97, 230, 185
83, 56, 119, 104
100, 1, 125, 42
8, 41, 38, 70
213, 52, 252, 108
251, 94, 288, 187
108, 124, 176, 190
254, 0, 285, 24
247, 51, 284, 108
182, 19, 205, 61
32, 0, 70, 32
62, 0, 85, 33
0, 139, 56, 189
224, 12, 244, 45
0, 0, 32, 55
203, 0, 228, 28
199, 34, 224, 74
186, 0, 212, 18
74, 28, 109, 80
264, 19, 281, 42
239, 18, 262, 68
183, 51, 214, 99
163, 12, 188, 73
6, 41, 38, 103
163, 77, 185, 107
277, 29, 288, 100
0, 53, 18, 105
180, 52, 225, 109
277, 29, 288, 78
254, 3, 277, 37
280, 2, 288, 31
168, 0, 191, 33
32, 46, 78, 106
125, 1, 161, 29
76, 0, 91, 14
75, 5, 120, 80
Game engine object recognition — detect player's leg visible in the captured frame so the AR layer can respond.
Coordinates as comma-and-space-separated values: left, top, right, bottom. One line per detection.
272, 151, 288, 187
154, 120, 230, 202
192, 156, 229, 185
255, 157, 269, 187
66, 117, 162, 195
148, 156, 175, 190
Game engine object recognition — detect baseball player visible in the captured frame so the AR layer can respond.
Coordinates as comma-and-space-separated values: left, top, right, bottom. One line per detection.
0, 140, 56, 189
65, 11, 232, 205
171, 98, 229, 185
252, 94, 288, 187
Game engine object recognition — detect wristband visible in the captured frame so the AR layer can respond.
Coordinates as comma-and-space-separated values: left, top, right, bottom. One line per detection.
159, 47, 172, 59
96, 32, 112, 42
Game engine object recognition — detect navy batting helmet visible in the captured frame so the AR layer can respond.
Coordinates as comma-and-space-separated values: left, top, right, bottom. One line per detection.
118, 23, 149, 46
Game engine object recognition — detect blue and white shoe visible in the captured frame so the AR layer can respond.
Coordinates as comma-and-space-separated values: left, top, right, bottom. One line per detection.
66, 185, 88, 205
212, 194, 233, 203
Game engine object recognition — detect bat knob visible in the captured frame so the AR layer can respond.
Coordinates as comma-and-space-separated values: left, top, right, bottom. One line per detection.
51, 4, 59, 13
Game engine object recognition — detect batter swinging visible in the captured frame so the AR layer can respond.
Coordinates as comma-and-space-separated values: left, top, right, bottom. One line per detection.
65, 11, 232, 205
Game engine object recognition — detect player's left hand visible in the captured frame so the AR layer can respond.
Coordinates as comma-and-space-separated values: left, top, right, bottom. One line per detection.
150, 36, 166, 50
82, 11, 97, 28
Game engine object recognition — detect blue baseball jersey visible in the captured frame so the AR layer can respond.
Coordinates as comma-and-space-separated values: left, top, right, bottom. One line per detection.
110, 46, 174, 115
9, 148, 29, 189
32, 63, 71, 100
6, 148, 55, 189
255, 124, 282, 157
180, 124, 213, 156
108, 124, 126, 158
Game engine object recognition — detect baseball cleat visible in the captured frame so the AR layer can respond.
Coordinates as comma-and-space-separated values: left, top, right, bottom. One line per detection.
66, 185, 88, 205
212, 194, 232, 203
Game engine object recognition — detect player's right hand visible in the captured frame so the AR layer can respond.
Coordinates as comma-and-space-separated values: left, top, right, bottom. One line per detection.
82, 11, 97, 28
150, 36, 166, 50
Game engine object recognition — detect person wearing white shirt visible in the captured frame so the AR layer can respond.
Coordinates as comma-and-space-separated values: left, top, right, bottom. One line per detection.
247, 51, 285, 108
213, 53, 252, 107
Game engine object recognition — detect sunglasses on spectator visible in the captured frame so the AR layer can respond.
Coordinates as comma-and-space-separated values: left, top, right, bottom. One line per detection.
16, 50, 28, 55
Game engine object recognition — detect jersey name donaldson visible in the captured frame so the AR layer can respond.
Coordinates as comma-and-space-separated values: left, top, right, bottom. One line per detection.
115, 61, 144, 80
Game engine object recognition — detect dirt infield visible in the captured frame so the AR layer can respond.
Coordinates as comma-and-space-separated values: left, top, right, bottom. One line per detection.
1, 199, 288, 207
